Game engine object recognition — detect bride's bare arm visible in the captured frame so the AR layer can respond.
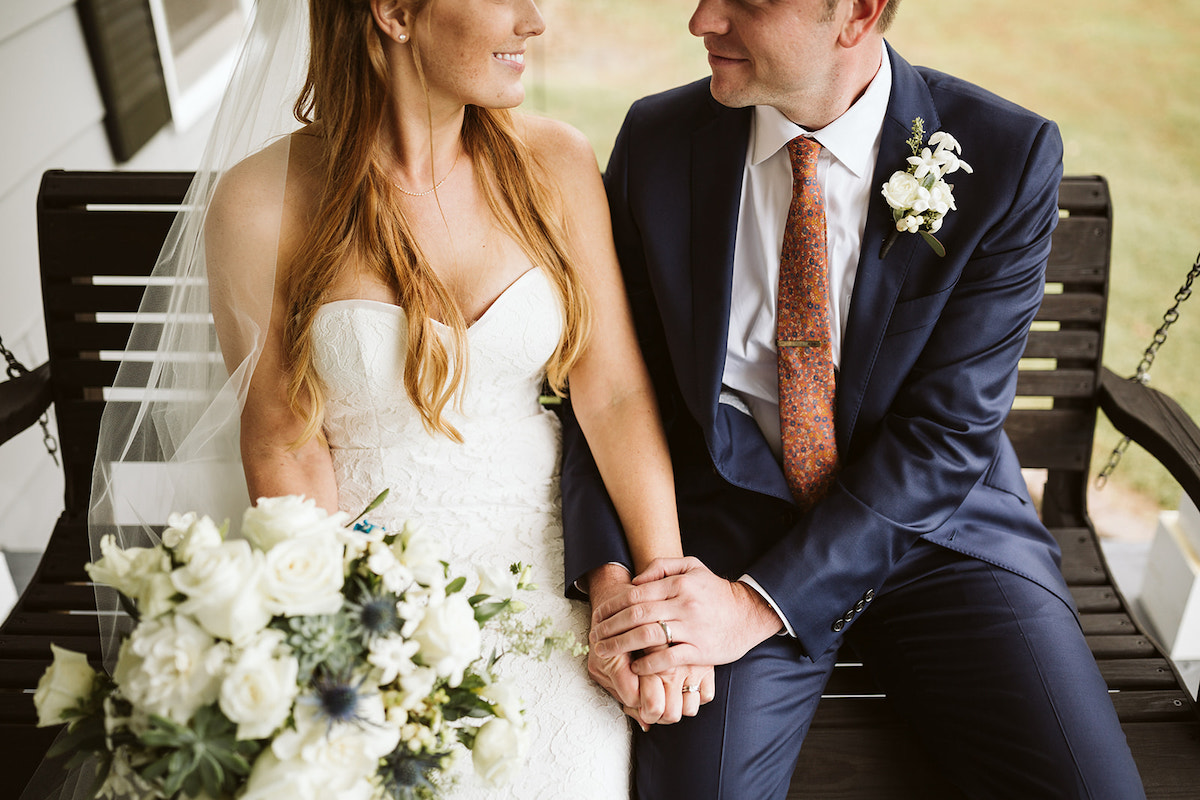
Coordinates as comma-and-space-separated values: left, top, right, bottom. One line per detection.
205, 141, 339, 511
526, 118, 683, 572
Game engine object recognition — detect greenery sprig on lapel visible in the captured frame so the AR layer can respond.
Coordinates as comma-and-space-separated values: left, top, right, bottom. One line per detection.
879, 118, 972, 258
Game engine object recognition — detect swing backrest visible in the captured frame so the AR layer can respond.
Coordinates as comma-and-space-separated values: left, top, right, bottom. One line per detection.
36, 170, 195, 519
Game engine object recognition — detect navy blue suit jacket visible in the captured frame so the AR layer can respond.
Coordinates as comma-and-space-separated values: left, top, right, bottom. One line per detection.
562, 45, 1071, 661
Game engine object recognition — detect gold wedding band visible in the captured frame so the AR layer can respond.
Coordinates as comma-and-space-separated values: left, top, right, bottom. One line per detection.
658, 619, 674, 646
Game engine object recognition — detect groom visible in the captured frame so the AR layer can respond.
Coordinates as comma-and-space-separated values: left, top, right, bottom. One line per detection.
562, 0, 1147, 797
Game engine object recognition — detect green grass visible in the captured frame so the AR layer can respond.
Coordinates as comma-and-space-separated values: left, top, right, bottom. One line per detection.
527, 0, 1200, 510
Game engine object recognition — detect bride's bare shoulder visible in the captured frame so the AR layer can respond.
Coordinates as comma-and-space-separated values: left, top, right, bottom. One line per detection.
513, 113, 599, 183
206, 128, 324, 270
210, 129, 321, 221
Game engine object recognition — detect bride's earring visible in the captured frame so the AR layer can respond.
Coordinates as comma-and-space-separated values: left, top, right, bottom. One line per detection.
396, 33, 409, 43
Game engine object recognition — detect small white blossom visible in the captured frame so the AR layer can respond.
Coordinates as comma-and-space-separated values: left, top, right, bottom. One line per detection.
906, 146, 942, 180
368, 634, 420, 684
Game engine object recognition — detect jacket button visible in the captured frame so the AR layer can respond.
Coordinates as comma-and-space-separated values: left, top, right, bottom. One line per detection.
854, 600, 866, 613
832, 619, 845, 633
863, 589, 875, 603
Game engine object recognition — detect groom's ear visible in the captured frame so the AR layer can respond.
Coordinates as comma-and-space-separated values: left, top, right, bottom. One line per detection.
370, 0, 412, 44
838, 0, 889, 48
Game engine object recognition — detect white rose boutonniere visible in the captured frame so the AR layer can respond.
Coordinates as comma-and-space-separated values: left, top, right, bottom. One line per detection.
880, 117, 972, 258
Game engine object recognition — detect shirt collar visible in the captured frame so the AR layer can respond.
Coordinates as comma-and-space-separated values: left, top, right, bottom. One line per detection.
749, 40, 892, 178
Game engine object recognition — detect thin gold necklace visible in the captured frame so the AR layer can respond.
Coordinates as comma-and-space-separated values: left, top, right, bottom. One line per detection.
392, 150, 462, 197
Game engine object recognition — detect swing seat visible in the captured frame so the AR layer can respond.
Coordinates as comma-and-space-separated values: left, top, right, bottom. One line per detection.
2, 171, 1199, 799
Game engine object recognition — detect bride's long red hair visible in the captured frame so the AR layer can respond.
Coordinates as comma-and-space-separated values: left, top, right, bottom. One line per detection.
286, 0, 590, 443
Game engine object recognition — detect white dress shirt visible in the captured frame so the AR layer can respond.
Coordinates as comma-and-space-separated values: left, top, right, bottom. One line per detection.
729, 45, 892, 636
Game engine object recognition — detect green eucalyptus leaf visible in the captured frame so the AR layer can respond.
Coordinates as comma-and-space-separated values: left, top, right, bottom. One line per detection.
445, 576, 467, 595
348, 488, 390, 526
920, 230, 946, 257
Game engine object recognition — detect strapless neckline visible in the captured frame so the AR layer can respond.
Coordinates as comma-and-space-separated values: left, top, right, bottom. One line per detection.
316, 267, 546, 332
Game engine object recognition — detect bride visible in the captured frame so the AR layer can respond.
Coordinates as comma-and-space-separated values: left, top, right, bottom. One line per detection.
73, 0, 711, 797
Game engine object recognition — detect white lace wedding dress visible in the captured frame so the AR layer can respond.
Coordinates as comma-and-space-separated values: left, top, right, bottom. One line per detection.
311, 267, 631, 798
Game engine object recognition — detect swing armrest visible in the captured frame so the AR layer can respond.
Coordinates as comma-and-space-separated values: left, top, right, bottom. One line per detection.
1098, 366, 1200, 505
0, 362, 52, 447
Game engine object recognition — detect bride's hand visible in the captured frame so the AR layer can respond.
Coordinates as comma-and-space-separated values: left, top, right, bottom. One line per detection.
634, 654, 715, 726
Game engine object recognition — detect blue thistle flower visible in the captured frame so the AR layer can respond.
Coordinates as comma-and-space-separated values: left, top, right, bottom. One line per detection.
311, 671, 371, 727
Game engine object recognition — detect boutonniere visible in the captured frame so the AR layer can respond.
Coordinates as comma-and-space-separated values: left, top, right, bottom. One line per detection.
879, 117, 972, 258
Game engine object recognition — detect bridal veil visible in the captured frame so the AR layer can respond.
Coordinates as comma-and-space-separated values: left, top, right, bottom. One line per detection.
88, 0, 308, 669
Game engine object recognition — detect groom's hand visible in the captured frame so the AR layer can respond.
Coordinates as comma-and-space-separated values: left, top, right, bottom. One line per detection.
590, 556, 783, 675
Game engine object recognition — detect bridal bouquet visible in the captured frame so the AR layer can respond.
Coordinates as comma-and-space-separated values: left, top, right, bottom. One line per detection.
33, 493, 544, 800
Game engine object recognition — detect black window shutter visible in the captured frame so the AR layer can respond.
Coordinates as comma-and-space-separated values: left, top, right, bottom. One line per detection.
77, 0, 172, 162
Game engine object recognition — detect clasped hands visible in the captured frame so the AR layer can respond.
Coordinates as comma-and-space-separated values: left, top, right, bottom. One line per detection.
586, 557, 783, 729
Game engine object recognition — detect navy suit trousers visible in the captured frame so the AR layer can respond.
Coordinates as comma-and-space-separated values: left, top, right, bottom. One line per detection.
633, 541, 1146, 799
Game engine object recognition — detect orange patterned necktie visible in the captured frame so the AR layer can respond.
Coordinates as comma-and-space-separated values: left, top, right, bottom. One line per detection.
777, 136, 839, 510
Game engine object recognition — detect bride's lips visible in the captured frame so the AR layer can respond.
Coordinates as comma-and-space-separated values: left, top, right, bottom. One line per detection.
493, 51, 526, 72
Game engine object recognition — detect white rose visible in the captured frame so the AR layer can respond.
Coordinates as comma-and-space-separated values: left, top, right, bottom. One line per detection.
240, 751, 324, 800
86, 535, 171, 605
881, 171, 922, 210
219, 633, 299, 740
172, 540, 270, 643
273, 696, 399, 776
262, 535, 345, 617
413, 593, 481, 686
242, 495, 348, 553
34, 645, 97, 727
483, 679, 523, 722
162, 512, 224, 562
472, 717, 529, 787
113, 614, 225, 723
138, 571, 180, 619
476, 563, 518, 601
394, 523, 446, 588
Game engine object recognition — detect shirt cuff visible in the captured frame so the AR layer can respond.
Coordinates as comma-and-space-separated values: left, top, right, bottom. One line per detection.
738, 574, 796, 637
574, 562, 632, 596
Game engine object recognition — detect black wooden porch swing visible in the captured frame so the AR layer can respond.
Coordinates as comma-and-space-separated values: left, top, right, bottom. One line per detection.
1, 171, 1199, 799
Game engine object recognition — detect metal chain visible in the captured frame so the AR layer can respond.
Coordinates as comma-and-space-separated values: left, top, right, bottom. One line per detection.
1096, 249, 1200, 487
1, 334, 27, 379
0, 334, 60, 465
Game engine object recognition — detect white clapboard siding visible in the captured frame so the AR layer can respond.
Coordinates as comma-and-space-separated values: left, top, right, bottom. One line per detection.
0, 1, 214, 553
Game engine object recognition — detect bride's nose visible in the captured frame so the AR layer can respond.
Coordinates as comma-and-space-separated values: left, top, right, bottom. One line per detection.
517, 0, 546, 38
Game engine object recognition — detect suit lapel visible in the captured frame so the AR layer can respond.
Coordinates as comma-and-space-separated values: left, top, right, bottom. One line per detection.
837, 45, 941, 446
688, 102, 751, 434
